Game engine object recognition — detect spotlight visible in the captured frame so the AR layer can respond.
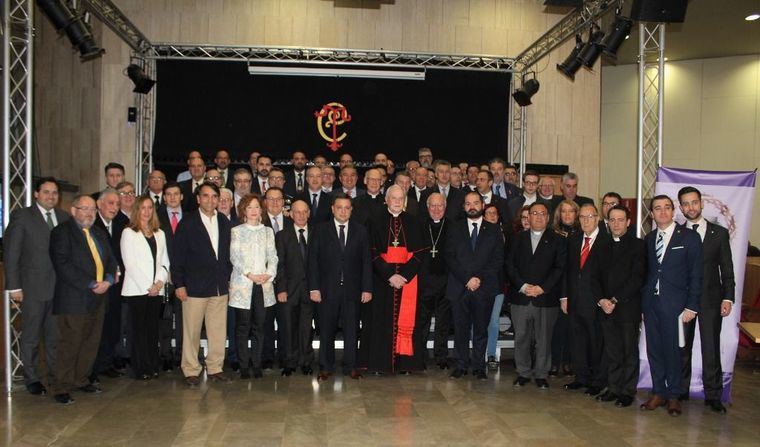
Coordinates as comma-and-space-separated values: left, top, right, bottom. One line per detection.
126, 64, 156, 94
36, 0, 105, 61
557, 34, 584, 80
577, 25, 605, 69
601, 15, 633, 60
512, 75, 540, 107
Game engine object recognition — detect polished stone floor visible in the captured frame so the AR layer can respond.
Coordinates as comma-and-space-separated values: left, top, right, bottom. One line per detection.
3, 359, 760, 447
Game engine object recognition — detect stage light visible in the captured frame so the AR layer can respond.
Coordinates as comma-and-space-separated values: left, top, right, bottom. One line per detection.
36, 0, 105, 61
248, 61, 425, 81
601, 15, 633, 60
126, 64, 156, 94
557, 34, 584, 81
577, 25, 606, 69
746, 13, 760, 21
512, 75, 540, 107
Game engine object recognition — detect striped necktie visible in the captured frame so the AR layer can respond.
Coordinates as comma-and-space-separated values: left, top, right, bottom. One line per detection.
655, 231, 665, 264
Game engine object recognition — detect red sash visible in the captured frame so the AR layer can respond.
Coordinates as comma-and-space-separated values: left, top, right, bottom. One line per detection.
381, 246, 417, 356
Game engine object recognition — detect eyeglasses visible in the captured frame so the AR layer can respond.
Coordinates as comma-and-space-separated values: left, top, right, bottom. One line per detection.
206, 176, 222, 181
523, 180, 538, 186
529, 211, 547, 216
602, 201, 618, 207
74, 206, 96, 212
579, 214, 598, 219
148, 177, 165, 182
267, 197, 284, 203
118, 191, 136, 197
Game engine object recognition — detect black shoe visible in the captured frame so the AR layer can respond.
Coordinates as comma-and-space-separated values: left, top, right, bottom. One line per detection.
536, 379, 549, 389
230, 361, 240, 372
26, 381, 47, 396
585, 386, 603, 396
677, 393, 690, 402
474, 370, 488, 380
138, 374, 151, 381
252, 368, 263, 379
77, 384, 102, 394
615, 395, 634, 407
563, 381, 587, 390
240, 368, 251, 380
705, 399, 727, 414
513, 376, 531, 387
88, 373, 100, 386
281, 368, 294, 377
102, 367, 123, 378
162, 360, 174, 372
449, 368, 467, 379
54, 393, 75, 405
487, 356, 499, 371
597, 391, 618, 402
301, 365, 313, 376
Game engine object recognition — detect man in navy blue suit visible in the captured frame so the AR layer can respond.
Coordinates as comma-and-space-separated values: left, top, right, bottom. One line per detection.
640, 195, 702, 417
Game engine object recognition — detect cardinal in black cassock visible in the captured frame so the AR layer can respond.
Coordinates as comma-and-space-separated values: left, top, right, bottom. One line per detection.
359, 185, 425, 373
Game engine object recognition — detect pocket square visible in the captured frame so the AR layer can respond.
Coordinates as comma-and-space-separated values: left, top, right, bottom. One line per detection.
670, 246, 684, 250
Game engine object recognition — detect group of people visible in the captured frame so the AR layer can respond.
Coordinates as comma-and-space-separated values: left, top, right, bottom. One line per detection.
4, 147, 734, 419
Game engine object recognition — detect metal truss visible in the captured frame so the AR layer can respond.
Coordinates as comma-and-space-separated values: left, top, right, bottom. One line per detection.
3, 0, 34, 395
133, 56, 156, 194
512, 0, 617, 73
80, 0, 152, 52
635, 23, 665, 237
508, 77, 527, 186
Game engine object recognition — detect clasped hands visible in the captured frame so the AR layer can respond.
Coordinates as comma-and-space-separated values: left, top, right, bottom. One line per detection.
523, 284, 544, 297
246, 272, 271, 285
465, 277, 481, 291
388, 274, 407, 290
147, 280, 164, 297
598, 298, 616, 315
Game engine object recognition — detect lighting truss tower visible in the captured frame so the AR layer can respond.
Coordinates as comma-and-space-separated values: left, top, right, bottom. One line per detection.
635, 23, 665, 237
508, 77, 526, 186
133, 56, 155, 194
3, 0, 34, 395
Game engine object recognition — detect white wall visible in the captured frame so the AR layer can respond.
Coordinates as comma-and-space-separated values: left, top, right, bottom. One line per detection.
601, 54, 760, 243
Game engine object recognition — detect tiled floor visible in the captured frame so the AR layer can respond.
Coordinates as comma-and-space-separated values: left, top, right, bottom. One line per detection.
2, 360, 760, 447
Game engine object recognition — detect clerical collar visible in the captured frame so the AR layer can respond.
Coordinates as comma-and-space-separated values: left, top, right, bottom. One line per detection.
531, 230, 544, 236
540, 194, 553, 200
389, 210, 402, 218
613, 236, 621, 242
432, 219, 442, 224
369, 192, 380, 199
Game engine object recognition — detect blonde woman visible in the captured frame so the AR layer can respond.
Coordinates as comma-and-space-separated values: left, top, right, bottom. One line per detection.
229, 194, 278, 379
120, 195, 170, 380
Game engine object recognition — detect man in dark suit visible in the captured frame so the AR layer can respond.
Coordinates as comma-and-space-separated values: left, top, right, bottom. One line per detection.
284, 150, 308, 197
213, 149, 235, 190
552, 172, 594, 210
178, 156, 207, 212
507, 201, 566, 389
275, 200, 315, 376
590, 205, 646, 408
157, 182, 184, 370
90, 162, 125, 200
4, 177, 70, 396
334, 164, 365, 199
420, 160, 465, 222
598, 192, 622, 237
561, 203, 608, 396
352, 167, 385, 226
92, 189, 129, 381
474, 169, 510, 222
308, 193, 373, 381
445, 191, 505, 380
251, 155, 273, 195
405, 167, 429, 217
507, 169, 550, 221
489, 158, 521, 202
677, 186, 735, 414
295, 166, 332, 224
145, 170, 167, 207
172, 182, 234, 386
640, 195, 702, 417
50, 194, 117, 404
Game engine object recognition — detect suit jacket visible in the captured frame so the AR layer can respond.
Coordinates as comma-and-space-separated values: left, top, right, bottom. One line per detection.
251, 174, 264, 195
284, 169, 307, 197
50, 220, 118, 314
171, 210, 232, 297
444, 219, 505, 300
590, 231, 647, 322
157, 204, 182, 263
564, 231, 609, 316
119, 228, 170, 297
492, 182, 521, 202
178, 179, 203, 212
485, 194, 511, 223
420, 185, 465, 222
4, 206, 70, 301
352, 193, 385, 227
641, 225, 703, 316
552, 194, 594, 210
332, 186, 366, 199
307, 220, 373, 301
507, 195, 551, 224
506, 229, 566, 307
295, 189, 332, 224
275, 225, 311, 306
405, 187, 427, 217
692, 221, 735, 308
93, 211, 129, 273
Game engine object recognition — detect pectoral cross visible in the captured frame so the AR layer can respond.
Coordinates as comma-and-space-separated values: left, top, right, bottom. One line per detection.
392, 239, 399, 247
430, 247, 438, 258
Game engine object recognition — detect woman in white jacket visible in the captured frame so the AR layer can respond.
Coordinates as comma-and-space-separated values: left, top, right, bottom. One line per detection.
229, 193, 278, 379
121, 195, 170, 380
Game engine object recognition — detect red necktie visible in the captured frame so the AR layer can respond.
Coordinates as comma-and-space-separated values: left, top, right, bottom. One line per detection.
580, 236, 591, 268
170, 211, 179, 234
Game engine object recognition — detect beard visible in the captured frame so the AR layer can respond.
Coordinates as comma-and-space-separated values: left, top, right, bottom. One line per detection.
466, 208, 483, 218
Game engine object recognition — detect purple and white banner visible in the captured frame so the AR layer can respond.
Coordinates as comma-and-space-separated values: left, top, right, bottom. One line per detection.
638, 167, 756, 401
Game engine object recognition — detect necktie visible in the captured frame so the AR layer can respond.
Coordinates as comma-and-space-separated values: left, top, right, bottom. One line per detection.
154, 194, 160, 206
580, 236, 591, 268
339, 224, 346, 250
220, 171, 226, 185
495, 184, 502, 198
272, 216, 280, 234
470, 222, 478, 251
170, 211, 179, 234
83, 228, 104, 282
442, 187, 448, 199
656, 231, 665, 264
311, 193, 318, 213
45, 211, 54, 230
297, 173, 304, 191
298, 228, 307, 262
106, 223, 112, 237
692, 223, 699, 232
262, 180, 268, 193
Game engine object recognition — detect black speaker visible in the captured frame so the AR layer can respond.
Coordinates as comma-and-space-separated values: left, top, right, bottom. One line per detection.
630, 0, 688, 23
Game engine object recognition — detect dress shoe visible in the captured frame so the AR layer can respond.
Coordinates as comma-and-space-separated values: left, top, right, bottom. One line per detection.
281, 367, 294, 377
596, 391, 618, 402
230, 361, 240, 372
705, 399, 727, 414
449, 368, 467, 379
88, 373, 100, 386
563, 381, 587, 390
77, 384, 102, 394
349, 370, 363, 380
474, 370, 488, 381
677, 393, 690, 402
26, 381, 47, 396
239, 368, 251, 379
138, 374, 151, 381
584, 386, 603, 397
301, 365, 313, 376
667, 399, 682, 417
317, 371, 331, 382
535, 379, 549, 389
487, 356, 499, 371
548, 366, 559, 377
54, 393, 75, 405
102, 367, 124, 378
513, 376, 531, 387
615, 395, 634, 407
252, 368, 263, 379
185, 375, 201, 387
639, 394, 666, 411
208, 372, 234, 383
162, 360, 174, 372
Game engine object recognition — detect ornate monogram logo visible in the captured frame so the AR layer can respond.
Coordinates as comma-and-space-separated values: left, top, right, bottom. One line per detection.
314, 102, 352, 152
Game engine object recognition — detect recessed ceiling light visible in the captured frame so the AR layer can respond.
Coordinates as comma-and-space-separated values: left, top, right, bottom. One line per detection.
746, 13, 760, 21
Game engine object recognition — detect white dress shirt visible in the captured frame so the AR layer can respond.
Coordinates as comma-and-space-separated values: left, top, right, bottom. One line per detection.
481, 191, 493, 204
199, 209, 219, 258
294, 224, 308, 242
523, 192, 537, 207
268, 213, 284, 233
687, 217, 707, 241
37, 203, 58, 227
334, 218, 349, 240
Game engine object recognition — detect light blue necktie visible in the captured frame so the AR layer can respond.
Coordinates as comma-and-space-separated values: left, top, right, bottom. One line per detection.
655, 231, 665, 264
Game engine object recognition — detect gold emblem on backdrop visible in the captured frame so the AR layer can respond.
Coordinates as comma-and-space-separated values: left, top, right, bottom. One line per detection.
314, 102, 352, 152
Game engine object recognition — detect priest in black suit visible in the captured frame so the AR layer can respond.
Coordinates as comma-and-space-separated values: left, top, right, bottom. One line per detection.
295, 166, 332, 224
445, 190, 505, 380
405, 167, 429, 217
590, 205, 646, 408
352, 168, 386, 227
677, 186, 735, 413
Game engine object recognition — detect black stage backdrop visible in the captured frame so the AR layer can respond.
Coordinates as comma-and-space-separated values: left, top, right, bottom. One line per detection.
154, 60, 510, 169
